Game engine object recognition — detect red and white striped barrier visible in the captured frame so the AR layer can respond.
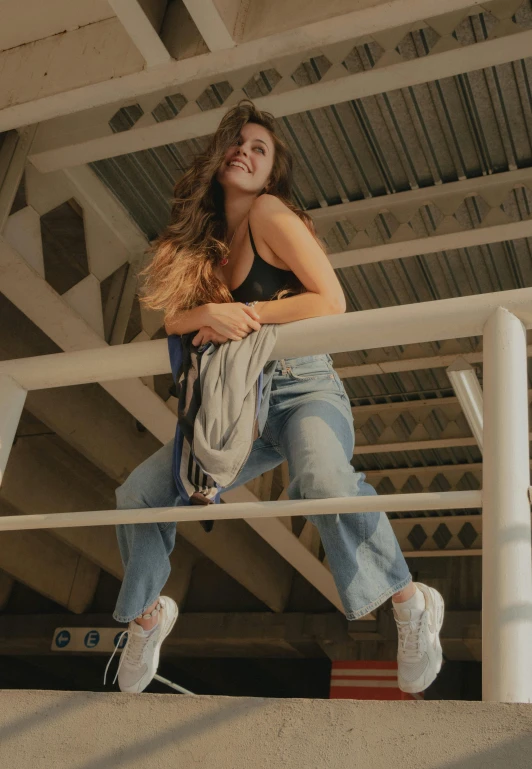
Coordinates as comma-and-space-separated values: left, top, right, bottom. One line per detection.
329, 661, 423, 701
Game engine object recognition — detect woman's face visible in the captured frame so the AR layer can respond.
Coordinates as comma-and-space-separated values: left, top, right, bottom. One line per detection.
216, 122, 275, 196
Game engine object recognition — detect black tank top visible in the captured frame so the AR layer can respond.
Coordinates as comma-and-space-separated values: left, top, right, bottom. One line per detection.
230, 223, 302, 303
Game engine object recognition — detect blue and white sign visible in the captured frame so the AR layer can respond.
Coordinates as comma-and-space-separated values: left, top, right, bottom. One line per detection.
84, 630, 100, 649
114, 632, 128, 649
52, 628, 128, 653
55, 630, 71, 649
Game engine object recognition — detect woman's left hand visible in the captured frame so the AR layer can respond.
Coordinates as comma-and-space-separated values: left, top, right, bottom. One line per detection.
192, 326, 230, 347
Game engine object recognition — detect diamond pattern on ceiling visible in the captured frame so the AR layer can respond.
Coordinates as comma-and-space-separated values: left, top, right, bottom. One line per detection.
109, 104, 144, 133
100, 2, 532, 137
356, 401, 474, 449
323, 184, 532, 252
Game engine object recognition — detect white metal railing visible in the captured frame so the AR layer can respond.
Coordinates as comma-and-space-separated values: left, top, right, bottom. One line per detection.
0, 491, 482, 531
1, 286, 532, 703
1, 287, 531, 391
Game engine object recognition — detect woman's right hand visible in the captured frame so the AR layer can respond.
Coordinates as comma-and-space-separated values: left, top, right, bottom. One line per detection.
204, 303, 261, 341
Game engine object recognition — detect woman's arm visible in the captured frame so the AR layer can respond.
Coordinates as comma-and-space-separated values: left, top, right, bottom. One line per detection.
164, 304, 212, 336
249, 194, 346, 324
165, 302, 261, 340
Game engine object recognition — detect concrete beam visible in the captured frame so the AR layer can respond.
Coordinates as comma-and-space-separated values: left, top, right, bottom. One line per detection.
0, 127, 37, 232
329, 219, 532, 270
0, 0, 485, 132
0, 421, 193, 608
26, 385, 162, 486
367, 462, 483, 481
28, 26, 532, 170
0, 500, 100, 614
314, 166, 532, 225
0, 19, 145, 127
109, 0, 171, 67
366, 462, 484, 487
63, 164, 147, 255
336, 346, 528, 382
355, 435, 481, 455
181, 0, 236, 51
0, 293, 162, 485
0, 375, 26, 485
0, 225, 177, 443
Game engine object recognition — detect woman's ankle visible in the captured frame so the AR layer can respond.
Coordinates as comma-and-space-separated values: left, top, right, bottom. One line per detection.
392, 581, 416, 604
134, 597, 161, 630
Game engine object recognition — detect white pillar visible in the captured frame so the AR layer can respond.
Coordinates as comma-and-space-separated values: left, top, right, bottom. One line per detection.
0, 375, 27, 485
482, 307, 532, 702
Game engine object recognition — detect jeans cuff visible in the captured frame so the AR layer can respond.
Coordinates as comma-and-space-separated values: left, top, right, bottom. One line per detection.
112, 591, 164, 624
344, 575, 413, 620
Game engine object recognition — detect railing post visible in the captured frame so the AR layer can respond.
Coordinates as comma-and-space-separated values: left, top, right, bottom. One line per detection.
0, 375, 27, 484
482, 307, 532, 702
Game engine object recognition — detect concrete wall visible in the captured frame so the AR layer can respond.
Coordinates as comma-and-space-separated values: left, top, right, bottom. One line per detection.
1, 691, 532, 768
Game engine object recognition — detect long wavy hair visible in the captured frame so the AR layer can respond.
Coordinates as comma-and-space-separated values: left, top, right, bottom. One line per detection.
139, 98, 321, 323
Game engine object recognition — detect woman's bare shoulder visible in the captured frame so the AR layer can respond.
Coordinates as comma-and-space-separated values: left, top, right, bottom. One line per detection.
248, 195, 296, 266
249, 193, 292, 220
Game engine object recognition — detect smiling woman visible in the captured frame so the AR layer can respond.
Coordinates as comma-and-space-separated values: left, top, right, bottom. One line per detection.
147, 126, 344, 344
140, 100, 343, 334
108, 98, 444, 698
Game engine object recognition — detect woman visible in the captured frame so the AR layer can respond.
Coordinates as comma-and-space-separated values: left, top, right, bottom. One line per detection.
106, 100, 444, 695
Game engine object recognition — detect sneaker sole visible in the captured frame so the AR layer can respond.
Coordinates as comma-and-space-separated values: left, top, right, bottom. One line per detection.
120, 598, 179, 694
398, 586, 444, 694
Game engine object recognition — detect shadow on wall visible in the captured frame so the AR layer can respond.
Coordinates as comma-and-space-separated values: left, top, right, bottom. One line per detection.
0, 693, 269, 769
0, 691, 84, 745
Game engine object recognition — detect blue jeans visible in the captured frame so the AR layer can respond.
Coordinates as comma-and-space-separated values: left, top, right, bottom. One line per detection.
114, 354, 411, 623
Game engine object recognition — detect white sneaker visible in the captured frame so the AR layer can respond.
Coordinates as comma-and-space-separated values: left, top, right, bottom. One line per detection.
393, 582, 444, 694
104, 596, 179, 693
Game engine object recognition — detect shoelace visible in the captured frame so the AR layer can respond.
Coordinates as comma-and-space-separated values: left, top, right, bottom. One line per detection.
396, 615, 425, 661
103, 627, 152, 686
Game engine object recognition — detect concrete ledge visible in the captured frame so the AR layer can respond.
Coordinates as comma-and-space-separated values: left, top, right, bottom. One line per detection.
1, 691, 532, 768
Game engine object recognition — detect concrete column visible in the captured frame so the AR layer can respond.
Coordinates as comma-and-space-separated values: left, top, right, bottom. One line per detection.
482, 307, 532, 702
0, 375, 26, 484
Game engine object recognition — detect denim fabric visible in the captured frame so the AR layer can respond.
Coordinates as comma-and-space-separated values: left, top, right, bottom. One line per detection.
114, 353, 411, 623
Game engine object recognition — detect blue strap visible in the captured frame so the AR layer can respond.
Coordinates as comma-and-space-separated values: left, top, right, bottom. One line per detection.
167, 334, 183, 382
